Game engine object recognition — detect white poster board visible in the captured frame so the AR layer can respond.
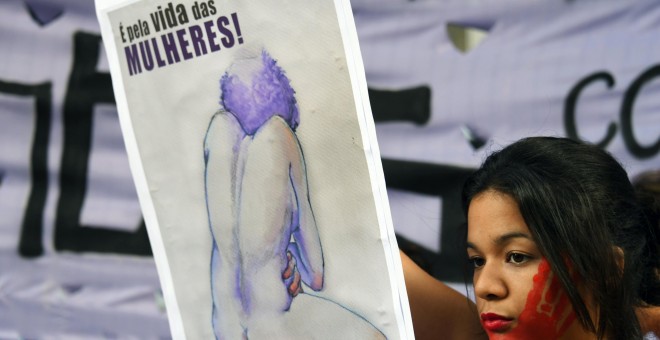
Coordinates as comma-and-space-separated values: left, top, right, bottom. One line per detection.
95, 0, 413, 338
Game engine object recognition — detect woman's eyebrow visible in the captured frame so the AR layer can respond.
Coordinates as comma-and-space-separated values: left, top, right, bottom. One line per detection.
466, 231, 532, 250
496, 232, 532, 245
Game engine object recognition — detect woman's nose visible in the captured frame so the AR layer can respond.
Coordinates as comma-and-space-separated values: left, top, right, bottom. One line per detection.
473, 261, 508, 301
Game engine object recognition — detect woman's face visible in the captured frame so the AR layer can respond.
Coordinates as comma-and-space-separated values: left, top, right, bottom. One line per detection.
466, 190, 586, 340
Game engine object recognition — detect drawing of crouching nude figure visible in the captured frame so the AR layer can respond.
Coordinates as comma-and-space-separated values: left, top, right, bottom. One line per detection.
204, 50, 386, 340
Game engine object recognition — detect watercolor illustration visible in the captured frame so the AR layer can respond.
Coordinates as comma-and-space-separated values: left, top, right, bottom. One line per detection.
203, 50, 386, 339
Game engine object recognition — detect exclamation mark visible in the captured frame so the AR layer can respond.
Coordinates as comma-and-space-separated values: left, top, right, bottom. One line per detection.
231, 12, 243, 44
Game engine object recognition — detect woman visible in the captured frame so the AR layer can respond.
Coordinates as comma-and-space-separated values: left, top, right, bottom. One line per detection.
462, 136, 660, 339
404, 136, 659, 339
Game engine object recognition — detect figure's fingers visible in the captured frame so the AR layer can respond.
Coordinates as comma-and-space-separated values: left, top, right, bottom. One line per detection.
282, 264, 293, 280
289, 251, 297, 266
289, 270, 303, 297
282, 250, 297, 280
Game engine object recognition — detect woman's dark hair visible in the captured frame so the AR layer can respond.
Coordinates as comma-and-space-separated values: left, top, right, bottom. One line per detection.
461, 136, 660, 340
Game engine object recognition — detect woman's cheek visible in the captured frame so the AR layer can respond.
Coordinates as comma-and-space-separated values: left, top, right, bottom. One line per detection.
497, 259, 577, 340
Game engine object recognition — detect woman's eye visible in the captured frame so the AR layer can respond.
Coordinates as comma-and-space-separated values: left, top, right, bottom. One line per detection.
507, 252, 530, 265
469, 257, 485, 268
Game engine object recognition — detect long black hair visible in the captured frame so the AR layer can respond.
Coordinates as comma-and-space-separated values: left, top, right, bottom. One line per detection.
461, 136, 660, 340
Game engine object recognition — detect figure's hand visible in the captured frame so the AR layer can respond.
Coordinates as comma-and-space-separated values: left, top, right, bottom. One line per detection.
282, 250, 303, 297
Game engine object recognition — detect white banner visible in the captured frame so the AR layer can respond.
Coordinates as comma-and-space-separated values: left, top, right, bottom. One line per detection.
2, 0, 659, 337
0, 0, 169, 338
354, 0, 660, 281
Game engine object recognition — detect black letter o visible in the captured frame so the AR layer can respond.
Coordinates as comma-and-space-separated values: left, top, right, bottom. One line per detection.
620, 64, 660, 159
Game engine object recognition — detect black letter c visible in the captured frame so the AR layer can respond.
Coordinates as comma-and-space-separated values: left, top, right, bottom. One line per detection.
564, 72, 617, 148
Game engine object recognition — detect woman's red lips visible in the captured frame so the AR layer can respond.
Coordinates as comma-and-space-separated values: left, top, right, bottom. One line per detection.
481, 313, 513, 332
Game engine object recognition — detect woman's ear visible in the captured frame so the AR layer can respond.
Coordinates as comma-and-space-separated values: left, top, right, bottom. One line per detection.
613, 246, 625, 274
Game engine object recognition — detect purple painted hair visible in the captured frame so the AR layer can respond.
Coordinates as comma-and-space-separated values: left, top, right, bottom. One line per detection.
220, 50, 300, 135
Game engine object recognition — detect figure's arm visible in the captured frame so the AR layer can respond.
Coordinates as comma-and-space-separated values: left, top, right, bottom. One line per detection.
204, 111, 247, 340
401, 251, 487, 340
287, 134, 324, 291
204, 110, 245, 242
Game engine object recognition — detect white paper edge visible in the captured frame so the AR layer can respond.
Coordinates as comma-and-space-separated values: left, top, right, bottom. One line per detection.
94, 0, 186, 339
332, 0, 415, 338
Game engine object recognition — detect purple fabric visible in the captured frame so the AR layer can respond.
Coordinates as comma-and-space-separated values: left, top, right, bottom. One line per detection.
220, 50, 300, 135
24, 0, 64, 26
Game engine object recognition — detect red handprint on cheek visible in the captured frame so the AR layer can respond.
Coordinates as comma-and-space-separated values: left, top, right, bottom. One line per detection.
503, 259, 576, 340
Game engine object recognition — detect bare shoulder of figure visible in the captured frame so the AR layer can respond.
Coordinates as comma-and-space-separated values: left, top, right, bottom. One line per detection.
258, 116, 295, 138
